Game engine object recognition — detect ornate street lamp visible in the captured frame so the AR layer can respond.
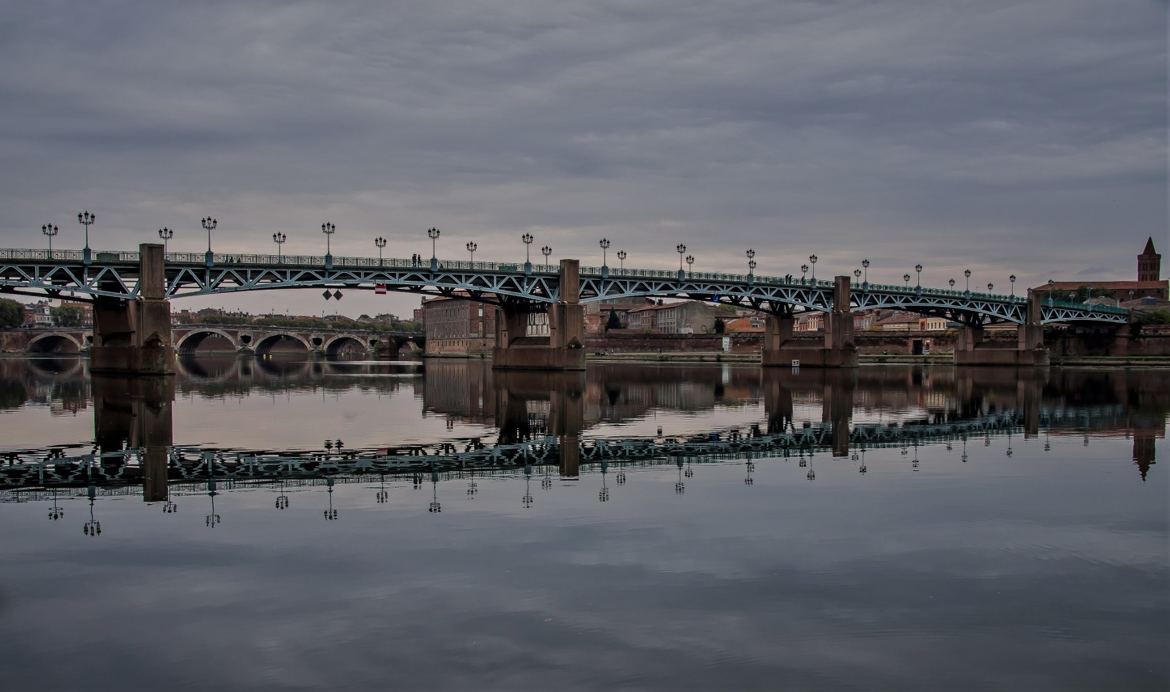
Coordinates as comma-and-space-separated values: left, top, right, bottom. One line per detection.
375, 236, 387, 266
599, 238, 611, 274
987, 282, 994, 293
541, 245, 552, 271
861, 257, 870, 285
158, 227, 174, 254
800, 264, 809, 283
41, 223, 58, 258
949, 277, 956, 289
748, 259, 757, 278
321, 222, 336, 267
522, 232, 534, 273
77, 210, 95, 264
427, 227, 441, 270
809, 254, 818, 281
853, 268, 862, 283
685, 254, 694, 277
964, 268, 972, 293
915, 263, 923, 289
903, 273, 911, 288
1009, 274, 1017, 297
466, 241, 477, 263
201, 216, 217, 266
272, 232, 286, 262
616, 249, 627, 273
676, 243, 687, 278
746, 248, 756, 277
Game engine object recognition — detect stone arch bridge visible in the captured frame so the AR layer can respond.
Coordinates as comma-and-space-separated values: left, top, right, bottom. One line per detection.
3, 325, 422, 358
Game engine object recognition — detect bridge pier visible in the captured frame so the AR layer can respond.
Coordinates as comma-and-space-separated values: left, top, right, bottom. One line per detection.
90, 243, 174, 375
492, 259, 586, 371
762, 276, 858, 368
953, 290, 1049, 367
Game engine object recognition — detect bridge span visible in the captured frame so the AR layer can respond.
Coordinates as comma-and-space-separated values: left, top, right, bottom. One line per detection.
2, 244, 1132, 372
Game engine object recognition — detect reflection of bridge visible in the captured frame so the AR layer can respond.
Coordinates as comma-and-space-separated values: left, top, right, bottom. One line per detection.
1, 245, 1132, 372
5, 324, 422, 356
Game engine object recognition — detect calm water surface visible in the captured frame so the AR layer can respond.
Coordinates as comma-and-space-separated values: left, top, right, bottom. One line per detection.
0, 356, 1166, 691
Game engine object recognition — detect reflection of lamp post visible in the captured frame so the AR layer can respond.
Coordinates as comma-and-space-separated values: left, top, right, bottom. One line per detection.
541, 245, 552, 271
523, 464, 534, 508
78, 210, 95, 264
158, 227, 174, 254
323, 477, 338, 520
48, 489, 63, 520
616, 249, 627, 273
745, 460, 755, 485
321, 222, 336, 267
466, 241, 477, 263
374, 236, 387, 266
83, 484, 101, 536
275, 478, 289, 509
272, 232, 286, 262
201, 216, 217, 266
377, 475, 389, 503
675, 459, 685, 494
42, 223, 58, 258
428, 470, 442, 513
599, 461, 610, 502
205, 479, 220, 528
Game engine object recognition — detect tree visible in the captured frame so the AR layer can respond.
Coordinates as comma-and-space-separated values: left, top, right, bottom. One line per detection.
713, 317, 725, 334
51, 305, 84, 327
0, 298, 23, 328
605, 308, 622, 331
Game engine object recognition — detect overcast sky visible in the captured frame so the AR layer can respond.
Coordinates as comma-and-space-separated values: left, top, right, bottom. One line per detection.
1, 0, 1165, 317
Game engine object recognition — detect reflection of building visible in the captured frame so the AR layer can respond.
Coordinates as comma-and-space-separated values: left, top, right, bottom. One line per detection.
423, 295, 496, 357
1034, 238, 1167, 302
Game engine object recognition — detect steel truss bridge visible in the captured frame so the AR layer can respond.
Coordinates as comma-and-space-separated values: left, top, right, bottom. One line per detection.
0, 404, 1125, 491
0, 248, 1129, 326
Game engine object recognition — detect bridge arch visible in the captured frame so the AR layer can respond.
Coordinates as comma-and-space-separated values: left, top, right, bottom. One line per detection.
323, 334, 370, 358
175, 329, 239, 354
26, 332, 83, 354
254, 332, 312, 355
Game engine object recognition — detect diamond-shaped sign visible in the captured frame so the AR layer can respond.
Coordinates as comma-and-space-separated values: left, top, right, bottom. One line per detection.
322, 290, 332, 300
333, 290, 343, 301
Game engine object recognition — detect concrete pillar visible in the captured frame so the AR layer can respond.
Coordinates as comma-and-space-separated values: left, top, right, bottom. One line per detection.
92, 375, 174, 503
954, 291, 1049, 366
761, 276, 858, 367
90, 243, 174, 375
493, 259, 586, 370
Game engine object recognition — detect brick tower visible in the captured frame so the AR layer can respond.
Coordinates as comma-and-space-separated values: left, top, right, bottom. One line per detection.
1138, 237, 1161, 281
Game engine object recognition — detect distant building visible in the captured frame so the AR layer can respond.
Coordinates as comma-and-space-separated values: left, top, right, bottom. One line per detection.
723, 316, 765, 334
1033, 237, 1167, 302
23, 300, 53, 327
625, 301, 717, 334
423, 295, 496, 357
584, 297, 654, 335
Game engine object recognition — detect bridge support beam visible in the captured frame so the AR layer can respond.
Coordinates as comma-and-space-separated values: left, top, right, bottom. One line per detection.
90, 243, 174, 375
953, 290, 1049, 367
492, 259, 586, 370
762, 276, 858, 368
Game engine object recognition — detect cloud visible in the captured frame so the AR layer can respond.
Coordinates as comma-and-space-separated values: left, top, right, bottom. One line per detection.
0, 0, 1164, 316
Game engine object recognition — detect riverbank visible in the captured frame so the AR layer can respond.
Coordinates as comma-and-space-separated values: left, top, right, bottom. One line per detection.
584, 351, 1170, 367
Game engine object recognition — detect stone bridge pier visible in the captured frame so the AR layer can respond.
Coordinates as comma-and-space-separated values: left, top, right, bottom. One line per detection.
954, 290, 1049, 367
92, 375, 175, 503
762, 276, 858, 368
493, 259, 586, 371
91, 243, 174, 375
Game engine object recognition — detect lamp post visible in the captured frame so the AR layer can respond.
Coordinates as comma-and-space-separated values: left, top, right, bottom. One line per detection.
375, 236, 387, 266
427, 227, 441, 271
861, 258, 869, 285
809, 254, 818, 282
522, 232, 534, 273
746, 248, 756, 278
272, 232, 286, 262
158, 227, 173, 254
541, 245, 552, 271
616, 249, 627, 274
853, 268, 861, 283
964, 268, 971, 293
748, 259, 757, 278
903, 273, 911, 288
599, 238, 610, 275
987, 282, 994, 293
686, 254, 694, 277
77, 210, 94, 264
1009, 274, 1017, 298
201, 216, 217, 266
949, 278, 956, 291
466, 241, 477, 263
915, 263, 923, 289
676, 243, 687, 280
800, 264, 809, 283
321, 222, 336, 267
41, 223, 58, 258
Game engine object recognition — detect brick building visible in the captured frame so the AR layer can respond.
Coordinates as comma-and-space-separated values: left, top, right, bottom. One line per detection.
1033, 237, 1167, 302
423, 295, 496, 357
625, 301, 717, 334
